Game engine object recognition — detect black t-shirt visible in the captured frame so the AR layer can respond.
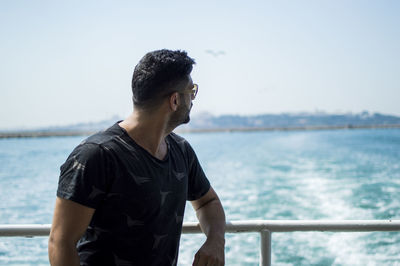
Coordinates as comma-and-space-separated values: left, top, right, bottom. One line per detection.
57, 122, 210, 265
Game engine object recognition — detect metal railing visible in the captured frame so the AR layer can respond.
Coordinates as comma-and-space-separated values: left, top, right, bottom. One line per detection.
1, 220, 400, 266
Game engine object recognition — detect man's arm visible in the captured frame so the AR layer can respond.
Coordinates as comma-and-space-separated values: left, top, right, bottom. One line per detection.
48, 197, 95, 266
191, 186, 226, 266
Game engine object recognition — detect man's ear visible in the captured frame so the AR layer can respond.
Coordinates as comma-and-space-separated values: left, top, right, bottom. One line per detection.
169, 92, 180, 111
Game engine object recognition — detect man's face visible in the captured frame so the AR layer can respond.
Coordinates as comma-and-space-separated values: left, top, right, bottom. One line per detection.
169, 77, 194, 127
176, 94, 193, 124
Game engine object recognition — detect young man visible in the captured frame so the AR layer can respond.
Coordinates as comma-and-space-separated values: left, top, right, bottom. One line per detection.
48, 49, 226, 265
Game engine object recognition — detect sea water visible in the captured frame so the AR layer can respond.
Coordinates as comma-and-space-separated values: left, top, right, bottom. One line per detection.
0, 128, 399, 265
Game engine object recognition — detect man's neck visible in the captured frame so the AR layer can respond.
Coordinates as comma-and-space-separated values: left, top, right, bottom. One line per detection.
119, 111, 171, 160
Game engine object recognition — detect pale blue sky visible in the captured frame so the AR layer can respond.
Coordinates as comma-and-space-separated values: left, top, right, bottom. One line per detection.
1, 0, 399, 129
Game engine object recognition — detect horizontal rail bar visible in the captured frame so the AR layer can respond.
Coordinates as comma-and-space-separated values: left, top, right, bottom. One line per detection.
0, 224, 50, 237
184, 220, 400, 233
1, 220, 400, 237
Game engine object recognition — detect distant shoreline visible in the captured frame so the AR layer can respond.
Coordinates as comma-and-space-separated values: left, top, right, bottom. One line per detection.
1, 124, 400, 139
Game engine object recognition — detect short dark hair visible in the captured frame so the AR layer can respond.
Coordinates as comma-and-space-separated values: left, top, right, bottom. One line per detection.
131, 49, 195, 109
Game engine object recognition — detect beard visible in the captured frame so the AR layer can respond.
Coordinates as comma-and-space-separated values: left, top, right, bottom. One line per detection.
168, 102, 192, 129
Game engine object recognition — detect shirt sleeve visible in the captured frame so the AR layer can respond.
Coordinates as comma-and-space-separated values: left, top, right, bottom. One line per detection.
57, 143, 111, 209
186, 142, 210, 201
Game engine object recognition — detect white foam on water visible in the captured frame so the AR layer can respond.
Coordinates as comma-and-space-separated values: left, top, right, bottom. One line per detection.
272, 156, 389, 264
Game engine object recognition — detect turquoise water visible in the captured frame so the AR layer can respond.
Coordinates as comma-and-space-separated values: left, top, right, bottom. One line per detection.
0, 128, 399, 265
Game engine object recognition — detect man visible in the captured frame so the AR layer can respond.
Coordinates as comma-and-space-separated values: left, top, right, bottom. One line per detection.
48, 49, 226, 265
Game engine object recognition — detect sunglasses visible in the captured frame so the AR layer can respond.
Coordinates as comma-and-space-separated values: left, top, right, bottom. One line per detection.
180, 84, 198, 100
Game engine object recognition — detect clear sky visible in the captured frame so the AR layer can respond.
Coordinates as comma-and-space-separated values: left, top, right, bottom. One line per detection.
1, 0, 399, 129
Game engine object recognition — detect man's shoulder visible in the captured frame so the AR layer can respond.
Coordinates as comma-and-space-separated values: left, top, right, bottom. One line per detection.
168, 132, 197, 156
67, 123, 123, 159
62, 123, 124, 167
168, 132, 187, 143
82, 122, 123, 146
168, 132, 191, 149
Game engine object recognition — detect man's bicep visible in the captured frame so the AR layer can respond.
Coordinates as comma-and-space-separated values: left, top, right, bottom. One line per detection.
50, 197, 95, 243
190, 187, 219, 211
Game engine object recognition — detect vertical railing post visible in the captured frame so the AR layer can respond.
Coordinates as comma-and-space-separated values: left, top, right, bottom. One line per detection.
260, 230, 271, 266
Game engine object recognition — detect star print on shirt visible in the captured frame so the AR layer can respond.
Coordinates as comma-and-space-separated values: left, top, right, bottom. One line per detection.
71, 157, 85, 171
88, 186, 105, 200
131, 174, 152, 185
124, 214, 145, 227
160, 191, 172, 206
172, 170, 185, 181
174, 212, 183, 224
113, 253, 133, 266
152, 234, 168, 250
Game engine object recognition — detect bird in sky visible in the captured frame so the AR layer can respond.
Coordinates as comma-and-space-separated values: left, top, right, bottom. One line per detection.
205, 49, 226, 57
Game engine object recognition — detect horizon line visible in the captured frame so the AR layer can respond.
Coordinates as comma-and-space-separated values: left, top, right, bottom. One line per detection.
1, 110, 399, 132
